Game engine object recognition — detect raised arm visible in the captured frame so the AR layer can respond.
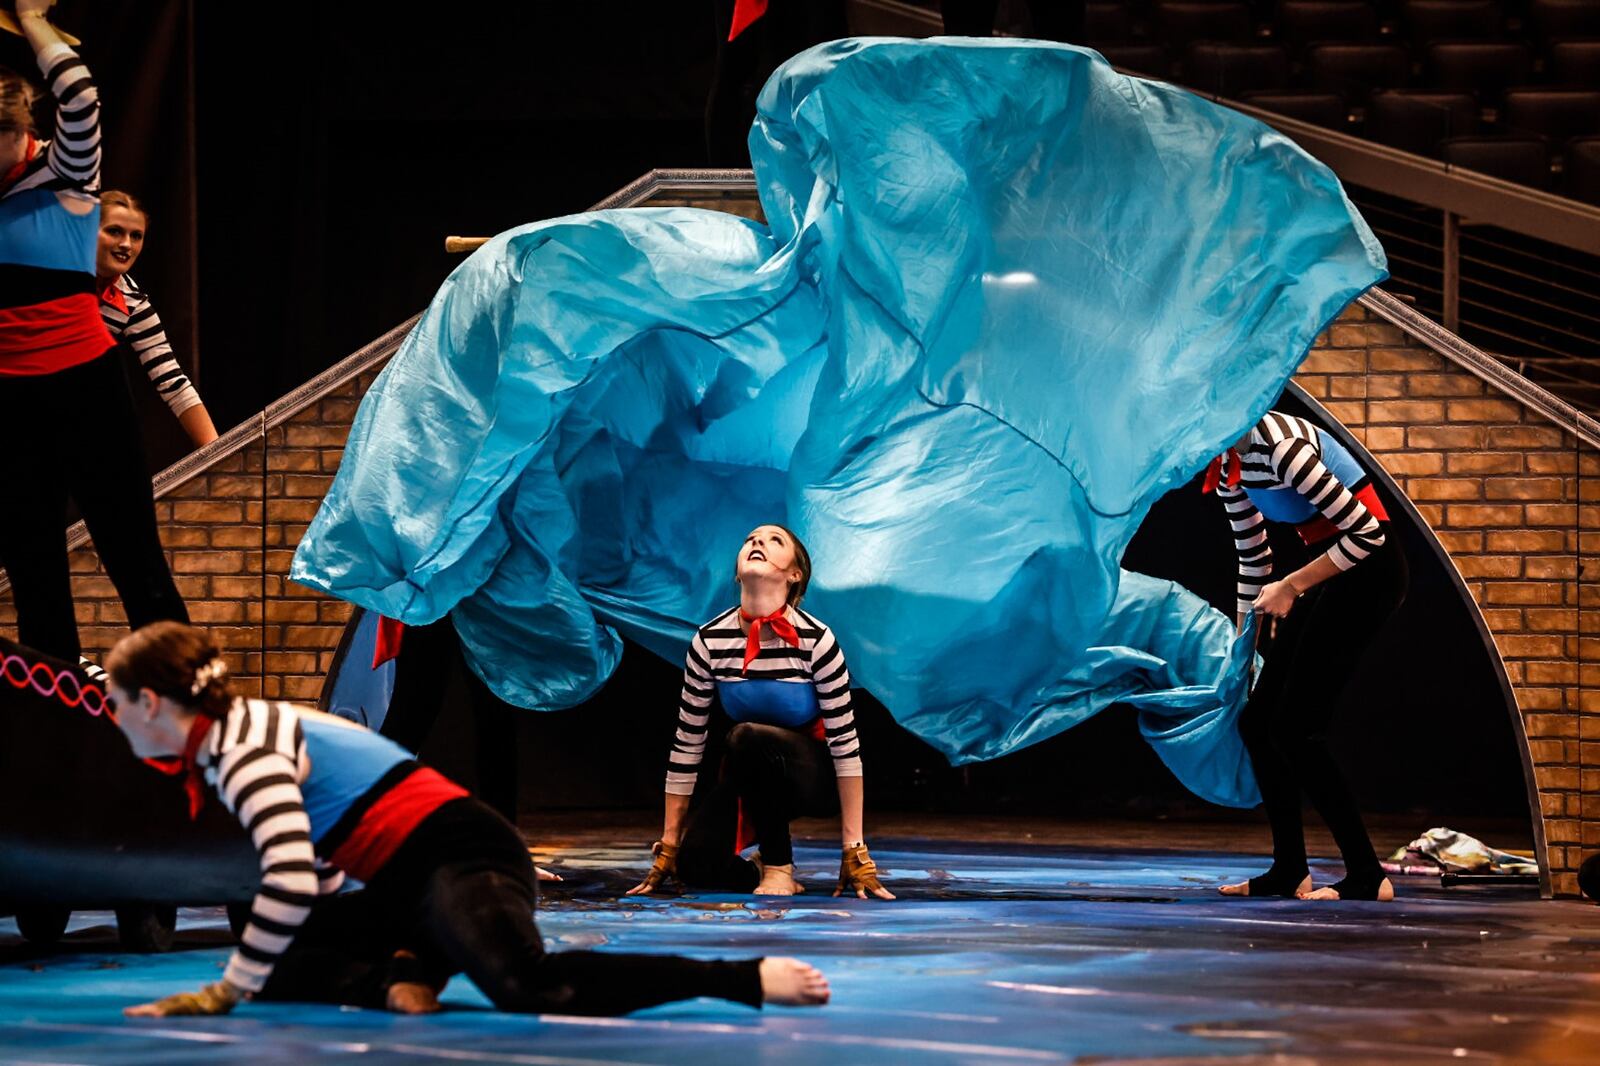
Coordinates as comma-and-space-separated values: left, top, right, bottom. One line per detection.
17, 2, 100, 192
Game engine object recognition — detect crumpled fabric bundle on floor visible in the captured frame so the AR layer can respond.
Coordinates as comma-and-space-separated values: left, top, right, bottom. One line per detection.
1385, 827, 1540, 875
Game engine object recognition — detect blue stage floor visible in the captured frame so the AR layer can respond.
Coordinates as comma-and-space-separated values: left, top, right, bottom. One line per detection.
3, 837, 1597, 1064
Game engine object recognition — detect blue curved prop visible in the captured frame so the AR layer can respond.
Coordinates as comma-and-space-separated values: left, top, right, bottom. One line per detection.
292, 38, 1387, 807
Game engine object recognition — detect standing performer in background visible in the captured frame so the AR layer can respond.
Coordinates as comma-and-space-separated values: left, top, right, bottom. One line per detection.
0, 2, 188, 660
1210, 410, 1408, 902
96, 189, 218, 448
107, 621, 830, 1018
629, 524, 893, 901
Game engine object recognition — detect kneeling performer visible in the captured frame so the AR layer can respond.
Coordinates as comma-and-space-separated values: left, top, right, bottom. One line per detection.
630, 524, 892, 901
107, 622, 829, 1017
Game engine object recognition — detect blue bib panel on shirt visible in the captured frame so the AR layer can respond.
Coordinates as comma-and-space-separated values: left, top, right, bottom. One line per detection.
1244, 427, 1369, 523
718, 679, 819, 729
0, 187, 98, 273
297, 712, 412, 842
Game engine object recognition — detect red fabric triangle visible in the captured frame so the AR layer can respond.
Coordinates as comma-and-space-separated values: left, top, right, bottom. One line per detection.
1201, 449, 1242, 494
100, 281, 129, 315
373, 615, 406, 669
728, 0, 768, 40
740, 606, 799, 674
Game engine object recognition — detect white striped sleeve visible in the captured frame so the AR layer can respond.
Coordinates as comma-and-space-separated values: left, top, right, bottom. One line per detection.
212, 706, 319, 994
1216, 481, 1272, 616
1269, 437, 1385, 571
665, 630, 716, 796
123, 292, 204, 417
35, 43, 100, 191
808, 625, 862, 778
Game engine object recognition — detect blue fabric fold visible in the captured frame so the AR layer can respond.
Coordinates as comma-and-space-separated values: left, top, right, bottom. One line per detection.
292, 38, 1386, 808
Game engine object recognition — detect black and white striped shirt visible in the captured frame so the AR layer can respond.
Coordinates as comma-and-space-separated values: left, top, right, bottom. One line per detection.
195, 699, 345, 994
101, 275, 203, 417
666, 606, 863, 795
1217, 411, 1386, 616
2, 42, 100, 200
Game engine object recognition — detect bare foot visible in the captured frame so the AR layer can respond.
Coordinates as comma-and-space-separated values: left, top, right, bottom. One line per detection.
386, 981, 442, 1014
759, 957, 830, 1007
1218, 874, 1313, 897
755, 862, 804, 896
1301, 877, 1395, 902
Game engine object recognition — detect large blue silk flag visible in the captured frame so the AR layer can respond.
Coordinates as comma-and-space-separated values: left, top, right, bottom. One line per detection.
292, 38, 1386, 807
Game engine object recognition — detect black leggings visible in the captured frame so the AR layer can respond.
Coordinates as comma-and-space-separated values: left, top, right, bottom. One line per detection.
1239, 538, 1409, 888
259, 798, 762, 1015
678, 722, 839, 892
0, 351, 187, 660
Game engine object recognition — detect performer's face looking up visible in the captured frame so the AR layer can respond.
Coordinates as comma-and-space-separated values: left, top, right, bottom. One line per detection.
97, 204, 146, 280
737, 525, 803, 598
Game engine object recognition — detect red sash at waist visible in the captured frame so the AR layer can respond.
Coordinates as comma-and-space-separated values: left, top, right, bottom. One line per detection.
1296, 483, 1390, 546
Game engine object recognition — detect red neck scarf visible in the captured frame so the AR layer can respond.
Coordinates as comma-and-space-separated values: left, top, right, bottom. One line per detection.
1201, 448, 1243, 494
180, 714, 216, 820
740, 605, 799, 674
100, 279, 129, 314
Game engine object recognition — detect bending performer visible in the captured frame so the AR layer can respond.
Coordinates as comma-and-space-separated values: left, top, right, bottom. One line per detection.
629, 524, 893, 900
1211, 410, 1408, 902
107, 621, 829, 1017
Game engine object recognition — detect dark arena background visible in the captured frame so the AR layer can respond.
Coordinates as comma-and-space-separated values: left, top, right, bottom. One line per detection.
5, 1, 1600, 1062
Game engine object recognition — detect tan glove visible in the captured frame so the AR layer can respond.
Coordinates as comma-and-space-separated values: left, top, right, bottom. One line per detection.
625, 840, 679, 895
124, 979, 242, 1017
834, 843, 895, 900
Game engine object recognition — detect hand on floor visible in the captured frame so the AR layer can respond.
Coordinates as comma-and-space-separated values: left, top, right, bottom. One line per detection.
625, 840, 678, 895
124, 979, 242, 1017
834, 843, 895, 900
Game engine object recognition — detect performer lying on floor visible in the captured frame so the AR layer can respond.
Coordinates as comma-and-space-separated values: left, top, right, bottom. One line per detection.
1210, 410, 1409, 902
106, 621, 829, 1017
629, 524, 893, 900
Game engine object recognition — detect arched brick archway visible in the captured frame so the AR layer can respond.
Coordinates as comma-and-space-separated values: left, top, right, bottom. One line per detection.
1287, 381, 1549, 895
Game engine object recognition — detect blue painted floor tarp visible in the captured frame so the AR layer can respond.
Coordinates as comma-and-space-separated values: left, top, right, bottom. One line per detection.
3, 837, 1595, 1064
